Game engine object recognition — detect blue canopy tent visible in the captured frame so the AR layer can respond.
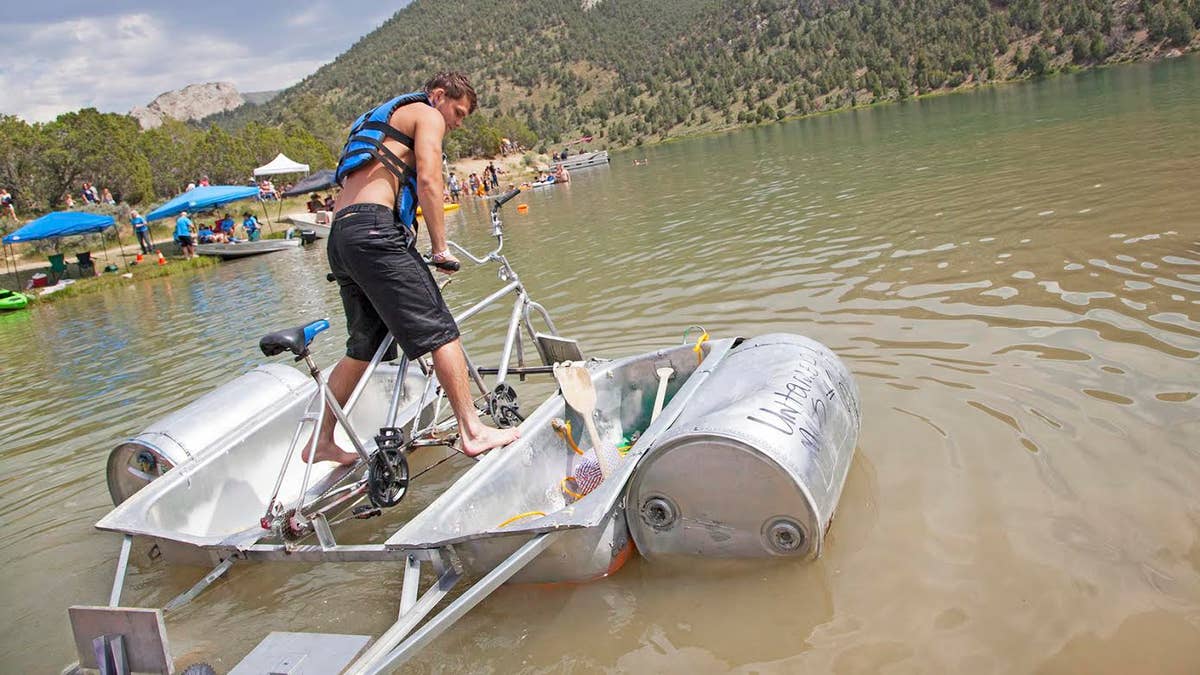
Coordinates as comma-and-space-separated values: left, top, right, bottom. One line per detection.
146, 184, 275, 242
145, 185, 261, 221
3, 211, 122, 289
2, 211, 115, 243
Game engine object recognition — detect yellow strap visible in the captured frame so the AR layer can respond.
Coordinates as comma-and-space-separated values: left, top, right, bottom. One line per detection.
497, 511, 545, 528
553, 419, 584, 455
692, 331, 710, 364
560, 477, 584, 500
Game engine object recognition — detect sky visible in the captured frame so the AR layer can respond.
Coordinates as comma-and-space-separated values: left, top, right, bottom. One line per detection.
0, 1, 411, 123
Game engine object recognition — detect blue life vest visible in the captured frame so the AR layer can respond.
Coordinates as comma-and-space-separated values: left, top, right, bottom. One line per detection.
335, 91, 431, 230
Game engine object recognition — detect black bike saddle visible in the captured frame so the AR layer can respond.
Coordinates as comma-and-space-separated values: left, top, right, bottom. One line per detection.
259, 319, 330, 358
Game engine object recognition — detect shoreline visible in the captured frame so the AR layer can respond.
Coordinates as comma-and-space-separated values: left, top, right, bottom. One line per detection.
4, 255, 220, 307
555, 45, 1200, 154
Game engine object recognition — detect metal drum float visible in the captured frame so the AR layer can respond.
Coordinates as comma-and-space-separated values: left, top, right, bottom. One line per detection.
627, 333, 861, 561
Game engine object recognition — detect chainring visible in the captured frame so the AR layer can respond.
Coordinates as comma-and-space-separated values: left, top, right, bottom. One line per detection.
488, 383, 523, 428
367, 448, 409, 507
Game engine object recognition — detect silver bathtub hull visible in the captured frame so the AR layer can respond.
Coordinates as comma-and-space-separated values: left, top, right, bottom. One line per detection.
96, 361, 443, 553
385, 339, 735, 583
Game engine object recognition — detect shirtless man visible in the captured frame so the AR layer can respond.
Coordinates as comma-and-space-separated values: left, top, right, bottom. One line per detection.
312, 72, 519, 464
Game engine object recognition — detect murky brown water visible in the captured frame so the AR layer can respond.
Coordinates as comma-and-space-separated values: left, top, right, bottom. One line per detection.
2, 56, 1198, 674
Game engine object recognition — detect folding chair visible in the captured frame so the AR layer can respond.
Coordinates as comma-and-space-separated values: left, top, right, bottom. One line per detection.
76, 251, 96, 277
48, 253, 69, 282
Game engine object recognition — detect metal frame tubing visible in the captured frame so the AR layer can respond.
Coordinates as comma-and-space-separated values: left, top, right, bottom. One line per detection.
348, 532, 561, 674
108, 535, 133, 607
163, 557, 237, 611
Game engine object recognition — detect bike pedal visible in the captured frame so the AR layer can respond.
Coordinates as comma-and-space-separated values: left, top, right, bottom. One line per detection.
352, 505, 383, 520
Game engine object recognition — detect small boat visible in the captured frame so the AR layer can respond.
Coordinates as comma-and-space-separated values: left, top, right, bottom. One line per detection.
286, 212, 330, 238
0, 288, 31, 310
552, 150, 609, 171
415, 203, 460, 216
522, 177, 556, 190
76, 332, 860, 675
195, 238, 301, 259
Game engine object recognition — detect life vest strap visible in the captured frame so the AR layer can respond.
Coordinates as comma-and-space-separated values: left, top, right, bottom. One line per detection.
359, 121, 415, 149
342, 135, 415, 185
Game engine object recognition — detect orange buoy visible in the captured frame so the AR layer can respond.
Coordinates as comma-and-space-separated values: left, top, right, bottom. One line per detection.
516, 204, 528, 213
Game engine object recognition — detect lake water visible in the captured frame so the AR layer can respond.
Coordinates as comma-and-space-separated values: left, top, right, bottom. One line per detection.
2, 56, 1197, 673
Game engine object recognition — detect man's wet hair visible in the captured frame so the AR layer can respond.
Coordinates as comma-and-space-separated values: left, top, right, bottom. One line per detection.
424, 72, 478, 113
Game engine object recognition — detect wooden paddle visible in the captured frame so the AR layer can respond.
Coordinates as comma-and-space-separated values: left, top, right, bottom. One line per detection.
553, 361, 615, 479
651, 365, 675, 422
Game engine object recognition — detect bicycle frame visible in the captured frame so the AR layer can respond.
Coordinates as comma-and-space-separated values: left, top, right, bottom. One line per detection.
268, 191, 575, 534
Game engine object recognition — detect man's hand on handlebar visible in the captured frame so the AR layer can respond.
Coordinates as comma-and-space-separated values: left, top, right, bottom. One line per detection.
429, 249, 461, 274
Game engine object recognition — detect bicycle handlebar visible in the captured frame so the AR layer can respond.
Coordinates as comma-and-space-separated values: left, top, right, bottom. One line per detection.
491, 188, 521, 212
426, 257, 461, 272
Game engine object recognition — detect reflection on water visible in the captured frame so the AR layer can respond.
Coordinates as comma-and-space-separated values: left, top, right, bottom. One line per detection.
1, 57, 1198, 673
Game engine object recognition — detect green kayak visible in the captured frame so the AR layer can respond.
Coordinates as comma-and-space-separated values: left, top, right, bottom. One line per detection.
0, 289, 31, 311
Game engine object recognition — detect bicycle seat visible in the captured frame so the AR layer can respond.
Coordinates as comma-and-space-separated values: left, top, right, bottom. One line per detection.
259, 319, 330, 357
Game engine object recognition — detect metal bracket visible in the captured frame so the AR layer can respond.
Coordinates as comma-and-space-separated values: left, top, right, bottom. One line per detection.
311, 513, 336, 550
93, 634, 128, 675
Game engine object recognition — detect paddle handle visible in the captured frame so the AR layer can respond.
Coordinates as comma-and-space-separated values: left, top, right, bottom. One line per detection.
651, 368, 674, 422
582, 415, 614, 479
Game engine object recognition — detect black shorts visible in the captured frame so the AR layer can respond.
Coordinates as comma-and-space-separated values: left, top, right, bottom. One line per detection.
326, 203, 459, 361
177, 235, 193, 246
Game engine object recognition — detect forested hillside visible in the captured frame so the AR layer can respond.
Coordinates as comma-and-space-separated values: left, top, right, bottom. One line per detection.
223, 0, 1199, 154
2, 0, 1198, 218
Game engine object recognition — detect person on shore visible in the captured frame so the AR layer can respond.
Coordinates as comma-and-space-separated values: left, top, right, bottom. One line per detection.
64, 193, 76, 209
486, 162, 499, 191
314, 71, 519, 465
242, 212, 261, 241
199, 175, 210, 187
217, 212, 235, 238
131, 210, 152, 254
324, 194, 335, 211
307, 194, 323, 213
0, 189, 15, 221
81, 182, 98, 203
175, 211, 195, 259
101, 187, 115, 205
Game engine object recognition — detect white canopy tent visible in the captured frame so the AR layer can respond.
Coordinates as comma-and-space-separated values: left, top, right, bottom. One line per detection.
253, 153, 310, 177
253, 153, 311, 227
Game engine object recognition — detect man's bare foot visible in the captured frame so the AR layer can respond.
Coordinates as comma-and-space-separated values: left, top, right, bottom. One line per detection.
459, 425, 521, 458
302, 438, 359, 465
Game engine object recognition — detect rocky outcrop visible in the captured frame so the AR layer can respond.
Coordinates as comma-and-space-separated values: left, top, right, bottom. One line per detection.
130, 82, 245, 129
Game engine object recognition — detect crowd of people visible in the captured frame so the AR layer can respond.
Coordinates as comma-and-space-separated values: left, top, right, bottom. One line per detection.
172, 210, 262, 258
306, 193, 337, 213
258, 179, 279, 200
62, 181, 118, 209
445, 162, 504, 203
